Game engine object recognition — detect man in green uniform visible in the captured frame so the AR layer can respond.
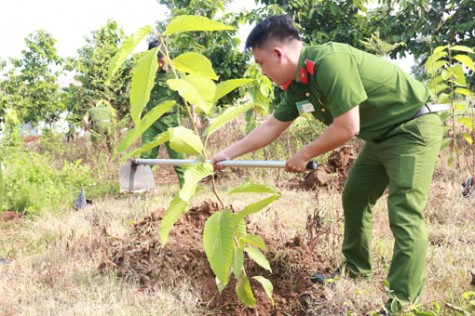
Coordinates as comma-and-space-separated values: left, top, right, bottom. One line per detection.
211, 15, 445, 313
140, 40, 189, 187
83, 101, 115, 153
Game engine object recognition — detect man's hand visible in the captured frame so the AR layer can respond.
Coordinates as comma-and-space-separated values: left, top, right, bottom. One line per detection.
210, 150, 232, 172
285, 151, 311, 173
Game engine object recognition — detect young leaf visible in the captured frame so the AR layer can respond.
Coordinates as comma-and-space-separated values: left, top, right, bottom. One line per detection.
123, 131, 170, 159
164, 15, 234, 36
169, 126, 204, 155
116, 100, 175, 153
452, 65, 467, 86
455, 88, 472, 97
108, 25, 152, 80
240, 234, 266, 250
453, 54, 475, 71
450, 45, 474, 54
204, 103, 253, 137
234, 194, 281, 224
215, 79, 255, 102
232, 247, 244, 280
179, 163, 214, 202
228, 183, 279, 195
203, 209, 235, 287
234, 218, 247, 240
130, 49, 159, 124
252, 276, 274, 306
433, 46, 447, 54
235, 275, 256, 308
160, 195, 190, 245
244, 247, 272, 272
173, 52, 218, 80
424, 60, 447, 73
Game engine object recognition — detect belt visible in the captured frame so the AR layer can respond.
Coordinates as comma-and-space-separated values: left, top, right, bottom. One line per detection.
372, 103, 449, 143
410, 103, 450, 120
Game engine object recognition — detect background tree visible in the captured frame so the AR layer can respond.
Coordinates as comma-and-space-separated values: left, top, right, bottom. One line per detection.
0, 30, 65, 127
66, 20, 132, 128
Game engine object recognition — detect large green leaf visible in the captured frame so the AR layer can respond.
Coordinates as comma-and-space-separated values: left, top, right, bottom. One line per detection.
160, 195, 190, 245
234, 218, 247, 241
179, 163, 214, 202
130, 48, 159, 124
108, 25, 152, 80
203, 209, 234, 287
228, 183, 279, 195
116, 100, 175, 153
164, 15, 234, 36
123, 131, 170, 160
234, 194, 281, 224
252, 276, 274, 306
173, 52, 218, 80
169, 126, 204, 155
425, 51, 447, 68
167, 76, 215, 114
244, 247, 272, 272
235, 275, 256, 308
454, 54, 475, 71
183, 74, 216, 108
214, 79, 255, 102
204, 103, 253, 137
433, 46, 448, 54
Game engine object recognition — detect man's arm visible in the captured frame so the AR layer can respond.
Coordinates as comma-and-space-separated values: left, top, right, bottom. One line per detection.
82, 113, 91, 131
285, 105, 360, 172
211, 116, 293, 166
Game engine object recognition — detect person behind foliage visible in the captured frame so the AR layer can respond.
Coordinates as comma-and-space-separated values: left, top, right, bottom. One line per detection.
140, 40, 200, 188
82, 100, 115, 153
211, 15, 445, 314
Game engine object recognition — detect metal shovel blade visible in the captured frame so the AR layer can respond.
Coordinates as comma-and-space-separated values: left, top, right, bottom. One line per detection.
119, 162, 156, 193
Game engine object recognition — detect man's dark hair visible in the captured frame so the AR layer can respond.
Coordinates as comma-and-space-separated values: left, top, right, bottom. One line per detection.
245, 15, 300, 50
148, 39, 165, 58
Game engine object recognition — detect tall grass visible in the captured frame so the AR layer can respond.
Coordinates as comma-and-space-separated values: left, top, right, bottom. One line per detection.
1, 121, 474, 315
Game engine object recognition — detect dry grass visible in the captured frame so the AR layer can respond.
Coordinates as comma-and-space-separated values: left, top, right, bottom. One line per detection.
1, 144, 474, 315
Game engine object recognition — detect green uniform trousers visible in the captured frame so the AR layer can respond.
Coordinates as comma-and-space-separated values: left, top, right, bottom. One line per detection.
141, 113, 185, 188
342, 113, 444, 307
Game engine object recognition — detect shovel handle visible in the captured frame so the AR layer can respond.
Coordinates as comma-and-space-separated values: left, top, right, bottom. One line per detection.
132, 158, 318, 170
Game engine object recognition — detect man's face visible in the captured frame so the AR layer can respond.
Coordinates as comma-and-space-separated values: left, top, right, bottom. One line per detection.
252, 46, 288, 86
158, 57, 166, 70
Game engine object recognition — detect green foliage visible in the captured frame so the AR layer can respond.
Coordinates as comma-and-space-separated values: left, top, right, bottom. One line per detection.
68, 20, 133, 129
0, 145, 91, 214
203, 183, 280, 307
112, 14, 277, 309
424, 45, 474, 162
0, 30, 65, 127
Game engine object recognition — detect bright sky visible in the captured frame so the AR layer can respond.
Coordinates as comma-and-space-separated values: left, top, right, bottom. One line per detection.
0, 0, 167, 59
0, 0, 412, 73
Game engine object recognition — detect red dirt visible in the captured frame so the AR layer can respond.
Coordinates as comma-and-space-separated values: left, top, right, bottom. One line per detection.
1, 211, 24, 222
98, 199, 334, 315
278, 145, 355, 191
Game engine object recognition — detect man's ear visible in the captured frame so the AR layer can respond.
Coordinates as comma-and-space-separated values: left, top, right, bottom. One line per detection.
273, 47, 284, 62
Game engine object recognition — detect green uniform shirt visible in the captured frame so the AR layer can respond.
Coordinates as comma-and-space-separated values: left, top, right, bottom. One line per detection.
87, 105, 113, 135
274, 43, 430, 141
146, 69, 181, 112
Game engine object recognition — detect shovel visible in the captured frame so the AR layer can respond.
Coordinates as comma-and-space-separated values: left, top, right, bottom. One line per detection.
119, 158, 318, 193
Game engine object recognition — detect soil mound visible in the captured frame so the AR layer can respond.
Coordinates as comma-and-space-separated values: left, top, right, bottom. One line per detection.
98, 199, 333, 315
